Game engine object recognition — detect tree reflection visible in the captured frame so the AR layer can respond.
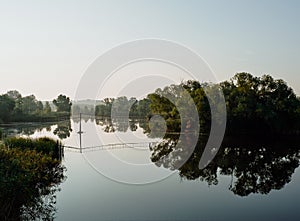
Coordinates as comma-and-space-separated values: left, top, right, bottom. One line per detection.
96, 118, 115, 133
0, 120, 72, 140
0, 187, 60, 221
0, 122, 55, 137
150, 134, 300, 196
96, 117, 168, 137
53, 120, 72, 139
74, 115, 300, 197
96, 117, 141, 133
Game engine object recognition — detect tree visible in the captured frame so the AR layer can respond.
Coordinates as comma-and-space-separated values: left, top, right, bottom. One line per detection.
6, 90, 22, 100
0, 94, 15, 122
21, 95, 38, 115
111, 96, 131, 117
6, 90, 23, 115
136, 98, 151, 118
95, 98, 114, 117
53, 95, 72, 113
36, 101, 44, 113
44, 101, 52, 114
220, 72, 300, 134
129, 97, 138, 117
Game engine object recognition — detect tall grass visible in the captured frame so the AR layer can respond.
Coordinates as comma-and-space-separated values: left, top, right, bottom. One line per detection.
4, 137, 63, 159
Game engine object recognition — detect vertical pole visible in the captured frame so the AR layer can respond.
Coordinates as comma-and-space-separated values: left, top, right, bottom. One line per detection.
79, 113, 82, 153
79, 113, 82, 134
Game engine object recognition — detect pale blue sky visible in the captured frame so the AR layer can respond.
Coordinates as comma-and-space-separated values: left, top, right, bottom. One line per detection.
0, 0, 299, 100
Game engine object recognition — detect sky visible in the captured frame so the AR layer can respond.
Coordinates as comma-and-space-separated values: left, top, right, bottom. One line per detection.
0, 0, 299, 100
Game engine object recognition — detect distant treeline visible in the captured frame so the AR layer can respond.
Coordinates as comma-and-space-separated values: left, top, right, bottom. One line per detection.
72, 99, 104, 116
0, 91, 72, 123
95, 73, 300, 135
95, 97, 151, 118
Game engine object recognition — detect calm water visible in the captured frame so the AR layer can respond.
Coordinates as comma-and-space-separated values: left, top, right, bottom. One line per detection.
1, 119, 300, 221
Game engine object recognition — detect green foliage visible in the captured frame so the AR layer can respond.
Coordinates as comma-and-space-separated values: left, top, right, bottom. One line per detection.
95, 98, 114, 117
147, 82, 211, 133
0, 90, 71, 123
95, 73, 300, 135
0, 137, 65, 220
220, 72, 300, 134
148, 73, 300, 135
4, 137, 62, 159
21, 95, 39, 115
0, 94, 15, 122
136, 98, 151, 118
53, 94, 72, 113
95, 97, 151, 119
111, 96, 132, 117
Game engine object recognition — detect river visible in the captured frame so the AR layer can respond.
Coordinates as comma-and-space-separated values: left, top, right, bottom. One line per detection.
1, 118, 300, 221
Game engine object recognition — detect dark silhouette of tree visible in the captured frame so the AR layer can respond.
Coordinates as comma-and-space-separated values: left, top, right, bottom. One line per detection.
0, 94, 15, 123
220, 73, 300, 134
53, 94, 72, 113
149, 133, 300, 197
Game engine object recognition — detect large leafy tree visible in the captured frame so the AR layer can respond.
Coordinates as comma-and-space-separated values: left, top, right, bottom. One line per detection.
136, 98, 151, 118
53, 94, 72, 113
0, 94, 15, 122
95, 98, 114, 117
21, 95, 38, 115
220, 72, 300, 133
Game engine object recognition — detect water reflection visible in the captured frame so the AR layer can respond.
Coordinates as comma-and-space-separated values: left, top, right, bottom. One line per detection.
2, 118, 300, 199
95, 118, 115, 133
94, 117, 300, 196
95, 117, 152, 135
0, 120, 73, 140
53, 120, 72, 139
95, 117, 138, 133
0, 122, 54, 137
0, 181, 63, 221
150, 134, 300, 196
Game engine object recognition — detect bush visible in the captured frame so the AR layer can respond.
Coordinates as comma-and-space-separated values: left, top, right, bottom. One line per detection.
0, 145, 65, 220
4, 137, 62, 159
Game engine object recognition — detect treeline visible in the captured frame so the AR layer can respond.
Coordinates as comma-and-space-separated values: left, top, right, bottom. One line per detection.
0, 91, 72, 123
95, 97, 151, 118
95, 73, 300, 135
221, 73, 300, 134
72, 99, 104, 116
